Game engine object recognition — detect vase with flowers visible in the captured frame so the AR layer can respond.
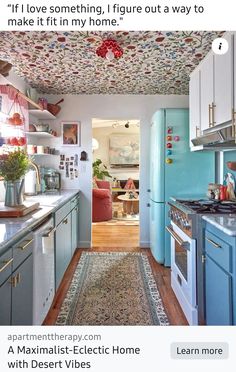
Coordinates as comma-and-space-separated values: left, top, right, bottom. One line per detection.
0, 150, 30, 206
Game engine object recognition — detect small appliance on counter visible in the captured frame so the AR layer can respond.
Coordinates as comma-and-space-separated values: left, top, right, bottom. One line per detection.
41, 167, 61, 193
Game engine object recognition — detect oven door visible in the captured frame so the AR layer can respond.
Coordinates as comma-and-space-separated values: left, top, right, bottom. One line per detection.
166, 221, 196, 308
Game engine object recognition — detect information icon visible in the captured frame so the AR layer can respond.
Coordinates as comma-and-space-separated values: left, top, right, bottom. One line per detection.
212, 37, 229, 55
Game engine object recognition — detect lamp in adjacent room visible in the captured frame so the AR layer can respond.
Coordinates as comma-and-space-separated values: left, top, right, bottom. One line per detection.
92, 138, 99, 152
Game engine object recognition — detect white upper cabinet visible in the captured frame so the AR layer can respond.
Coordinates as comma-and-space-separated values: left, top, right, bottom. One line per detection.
189, 32, 235, 148
214, 32, 233, 126
200, 53, 214, 132
233, 32, 236, 125
189, 69, 201, 146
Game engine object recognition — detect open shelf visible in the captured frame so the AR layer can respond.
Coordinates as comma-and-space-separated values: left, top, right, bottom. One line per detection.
25, 131, 56, 138
28, 109, 56, 119
28, 153, 59, 156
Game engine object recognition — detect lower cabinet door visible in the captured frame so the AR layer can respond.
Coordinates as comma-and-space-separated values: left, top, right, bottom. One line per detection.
11, 254, 33, 325
205, 255, 232, 325
0, 278, 11, 325
71, 206, 79, 256
55, 214, 72, 290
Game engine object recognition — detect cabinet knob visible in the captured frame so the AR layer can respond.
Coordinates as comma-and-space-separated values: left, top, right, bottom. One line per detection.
63, 218, 68, 224
147, 189, 151, 192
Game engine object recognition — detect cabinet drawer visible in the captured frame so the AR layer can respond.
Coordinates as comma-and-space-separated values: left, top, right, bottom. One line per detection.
55, 201, 71, 226
13, 234, 33, 271
0, 250, 13, 285
205, 231, 231, 272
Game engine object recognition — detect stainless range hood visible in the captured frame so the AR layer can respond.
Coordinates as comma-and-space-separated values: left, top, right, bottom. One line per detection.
191, 122, 236, 151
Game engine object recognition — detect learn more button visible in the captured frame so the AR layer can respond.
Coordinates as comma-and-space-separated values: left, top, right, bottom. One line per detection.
171, 342, 229, 359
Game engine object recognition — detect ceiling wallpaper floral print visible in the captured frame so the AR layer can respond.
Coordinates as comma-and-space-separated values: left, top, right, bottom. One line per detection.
0, 31, 224, 95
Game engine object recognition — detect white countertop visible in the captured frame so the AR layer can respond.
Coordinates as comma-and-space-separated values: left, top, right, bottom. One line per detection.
202, 215, 236, 236
0, 190, 79, 254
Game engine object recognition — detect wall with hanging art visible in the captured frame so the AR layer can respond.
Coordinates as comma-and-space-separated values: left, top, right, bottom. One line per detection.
92, 125, 140, 180
109, 134, 139, 166
59, 153, 79, 180
61, 121, 80, 146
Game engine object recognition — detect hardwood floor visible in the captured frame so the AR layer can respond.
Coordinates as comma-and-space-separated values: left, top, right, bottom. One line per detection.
92, 223, 139, 247
44, 225, 188, 326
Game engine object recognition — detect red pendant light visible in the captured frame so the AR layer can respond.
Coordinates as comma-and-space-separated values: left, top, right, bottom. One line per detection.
96, 39, 123, 60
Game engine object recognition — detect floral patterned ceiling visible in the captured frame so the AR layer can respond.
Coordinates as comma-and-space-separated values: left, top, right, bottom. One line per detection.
0, 31, 224, 95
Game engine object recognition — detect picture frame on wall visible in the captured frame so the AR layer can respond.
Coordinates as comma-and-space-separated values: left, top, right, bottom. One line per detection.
61, 121, 81, 146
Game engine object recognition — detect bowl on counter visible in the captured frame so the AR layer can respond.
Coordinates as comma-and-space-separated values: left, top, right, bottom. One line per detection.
34, 124, 49, 132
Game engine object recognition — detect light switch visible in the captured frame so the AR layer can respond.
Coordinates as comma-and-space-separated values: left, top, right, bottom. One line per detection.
80, 163, 86, 173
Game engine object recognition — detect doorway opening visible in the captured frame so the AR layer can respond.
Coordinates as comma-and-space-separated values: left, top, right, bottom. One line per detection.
91, 118, 140, 248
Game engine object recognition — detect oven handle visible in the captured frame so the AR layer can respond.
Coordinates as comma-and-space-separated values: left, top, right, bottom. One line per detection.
165, 225, 190, 251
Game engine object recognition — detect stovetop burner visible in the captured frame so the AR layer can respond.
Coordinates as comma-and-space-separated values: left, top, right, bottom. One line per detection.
176, 199, 236, 214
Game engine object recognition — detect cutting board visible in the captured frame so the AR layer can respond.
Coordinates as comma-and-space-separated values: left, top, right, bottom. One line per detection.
0, 202, 40, 217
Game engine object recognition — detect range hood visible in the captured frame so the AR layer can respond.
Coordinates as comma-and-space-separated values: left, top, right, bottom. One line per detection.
191, 122, 236, 151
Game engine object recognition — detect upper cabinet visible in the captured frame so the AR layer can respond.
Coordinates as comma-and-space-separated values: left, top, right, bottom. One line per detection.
214, 32, 233, 126
200, 53, 214, 132
234, 32, 236, 125
189, 32, 235, 148
189, 69, 201, 146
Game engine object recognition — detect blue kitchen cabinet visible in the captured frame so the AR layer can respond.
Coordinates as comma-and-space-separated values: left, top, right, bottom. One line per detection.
11, 233, 34, 325
55, 213, 71, 290
55, 194, 80, 290
205, 254, 232, 325
204, 223, 236, 325
0, 248, 12, 324
11, 254, 33, 325
0, 279, 11, 325
55, 201, 73, 290
0, 233, 33, 325
71, 204, 79, 256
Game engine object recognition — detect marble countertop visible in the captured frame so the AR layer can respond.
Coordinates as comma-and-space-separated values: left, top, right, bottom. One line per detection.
0, 190, 79, 255
202, 215, 236, 236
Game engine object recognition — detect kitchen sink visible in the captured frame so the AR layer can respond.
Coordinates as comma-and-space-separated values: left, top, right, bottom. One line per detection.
25, 194, 63, 206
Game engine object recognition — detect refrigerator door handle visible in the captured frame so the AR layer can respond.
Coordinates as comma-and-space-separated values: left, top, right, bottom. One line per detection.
165, 225, 189, 250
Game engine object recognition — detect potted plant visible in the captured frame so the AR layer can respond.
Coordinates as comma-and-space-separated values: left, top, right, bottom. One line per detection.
92, 159, 112, 180
0, 150, 30, 206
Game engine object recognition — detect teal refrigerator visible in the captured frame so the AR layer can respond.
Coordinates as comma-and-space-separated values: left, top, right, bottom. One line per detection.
149, 109, 215, 266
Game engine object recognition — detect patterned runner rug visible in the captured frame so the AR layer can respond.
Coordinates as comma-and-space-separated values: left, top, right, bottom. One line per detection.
56, 252, 169, 326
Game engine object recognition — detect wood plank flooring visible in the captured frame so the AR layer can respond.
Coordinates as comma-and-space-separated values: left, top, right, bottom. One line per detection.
92, 223, 139, 247
44, 225, 188, 326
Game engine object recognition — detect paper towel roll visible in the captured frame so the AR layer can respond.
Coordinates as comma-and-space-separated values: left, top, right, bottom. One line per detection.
24, 170, 37, 195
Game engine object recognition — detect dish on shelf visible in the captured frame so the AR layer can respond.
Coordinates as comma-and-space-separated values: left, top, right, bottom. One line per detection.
34, 123, 49, 132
